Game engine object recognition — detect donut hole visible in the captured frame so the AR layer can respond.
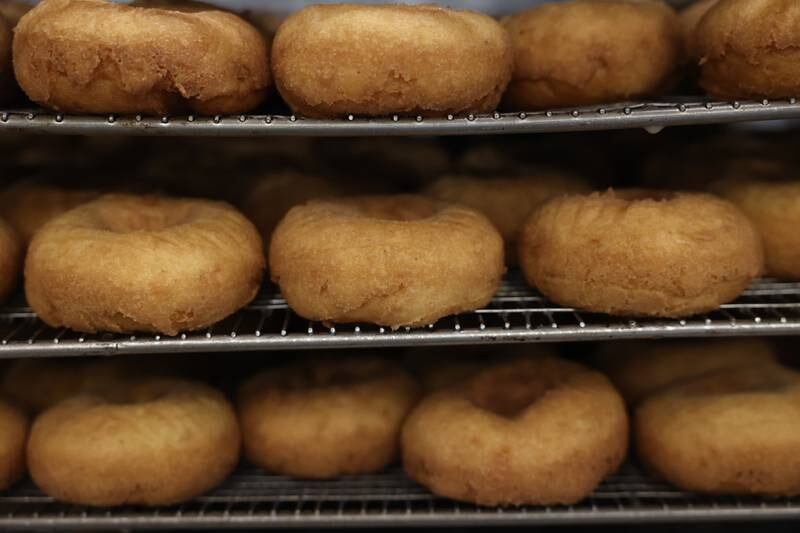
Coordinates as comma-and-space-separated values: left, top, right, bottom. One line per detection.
93, 200, 195, 233
466, 361, 569, 418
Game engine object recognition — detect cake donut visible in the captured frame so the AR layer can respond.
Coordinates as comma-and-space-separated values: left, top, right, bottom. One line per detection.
270, 195, 504, 328
272, 4, 513, 117
25, 194, 264, 335
519, 190, 763, 317
636, 363, 800, 495
13, 0, 270, 114
402, 355, 628, 506
27, 377, 240, 506
503, 0, 682, 109
238, 356, 420, 478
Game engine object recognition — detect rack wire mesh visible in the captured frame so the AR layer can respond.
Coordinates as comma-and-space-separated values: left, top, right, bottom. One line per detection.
0, 276, 799, 358
1, 464, 799, 529
1, 99, 799, 137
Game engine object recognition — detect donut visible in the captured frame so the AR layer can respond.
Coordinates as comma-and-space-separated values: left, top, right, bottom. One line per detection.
502, 1, 682, 109
425, 173, 589, 265
679, 0, 718, 58
13, 0, 271, 114
0, 1, 31, 26
596, 338, 776, 404
0, 183, 99, 245
25, 194, 264, 335
1, 355, 202, 412
271, 4, 513, 118
635, 363, 800, 495
696, 0, 800, 99
711, 178, 800, 279
27, 377, 240, 506
0, 398, 27, 490
238, 356, 419, 479
402, 356, 628, 506
0, 217, 20, 303
270, 195, 504, 328
519, 190, 764, 317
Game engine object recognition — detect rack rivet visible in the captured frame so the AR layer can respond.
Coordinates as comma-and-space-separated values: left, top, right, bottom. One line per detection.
161, 116, 169, 124
26, 113, 34, 120
518, 112, 527, 119
467, 114, 475, 121
705, 102, 713, 110
545, 111, 553, 117
55, 114, 63, 123
238, 115, 246, 123
415, 115, 423, 123
623, 107, 632, 115
762, 99, 770, 105
187, 115, 195, 122
571, 110, 580, 118
678, 104, 687, 112
289, 115, 297, 122
392, 115, 399, 122
447, 114, 454, 121
213, 115, 221, 124
347, 114, 355, 121
135, 115, 143, 122
791, 98, 798, 105
107, 114, 115, 124
265, 116, 273, 124
598, 108, 606, 115
732, 101, 741, 109
493, 112, 500, 119
0, 113, 7, 122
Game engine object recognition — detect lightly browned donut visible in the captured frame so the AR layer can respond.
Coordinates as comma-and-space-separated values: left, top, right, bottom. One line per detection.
238, 356, 420, 479
696, 0, 800, 99
25, 194, 264, 335
269, 195, 505, 328
13, 0, 270, 114
27, 377, 240, 506
402, 355, 628, 506
503, 0, 683, 109
636, 363, 800, 495
519, 190, 764, 317
0, 398, 27, 490
271, 4, 513, 118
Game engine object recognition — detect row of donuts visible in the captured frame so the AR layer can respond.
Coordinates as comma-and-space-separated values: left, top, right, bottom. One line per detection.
0, 0, 795, 117
0, 148, 794, 335
1, 338, 798, 506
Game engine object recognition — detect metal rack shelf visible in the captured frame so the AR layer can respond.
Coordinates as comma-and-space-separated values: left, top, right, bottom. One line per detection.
1, 98, 799, 137
0, 276, 799, 358
1, 464, 799, 529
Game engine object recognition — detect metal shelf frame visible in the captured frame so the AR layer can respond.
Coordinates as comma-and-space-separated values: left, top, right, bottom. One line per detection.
1, 99, 799, 137
0, 277, 799, 358
1, 465, 799, 529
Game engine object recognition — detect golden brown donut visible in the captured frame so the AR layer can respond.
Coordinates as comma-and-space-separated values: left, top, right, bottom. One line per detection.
680, 0, 718, 58
270, 195, 504, 328
636, 363, 800, 495
519, 190, 764, 317
272, 4, 513, 118
25, 194, 264, 335
240, 173, 339, 256
596, 338, 776, 404
0, 183, 99, 245
402, 356, 628, 506
0, 217, 20, 303
27, 377, 240, 506
425, 173, 590, 265
13, 0, 270, 114
712, 178, 800, 279
0, 398, 27, 490
503, 1, 682, 109
238, 357, 419, 479
696, 0, 800, 99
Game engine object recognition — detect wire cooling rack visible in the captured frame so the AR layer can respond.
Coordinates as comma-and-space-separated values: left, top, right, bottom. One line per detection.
1, 99, 799, 137
1, 464, 799, 529
0, 276, 798, 358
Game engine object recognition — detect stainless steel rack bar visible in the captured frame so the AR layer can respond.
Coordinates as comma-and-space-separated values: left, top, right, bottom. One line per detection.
1, 464, 799, 529
0, 277, 799, 358
1, 99, 799, 137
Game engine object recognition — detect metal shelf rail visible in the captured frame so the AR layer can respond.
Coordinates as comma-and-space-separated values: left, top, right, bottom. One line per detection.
1, 99, 799, 137
0, 277, 799, 358
1, 464, 799, 529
